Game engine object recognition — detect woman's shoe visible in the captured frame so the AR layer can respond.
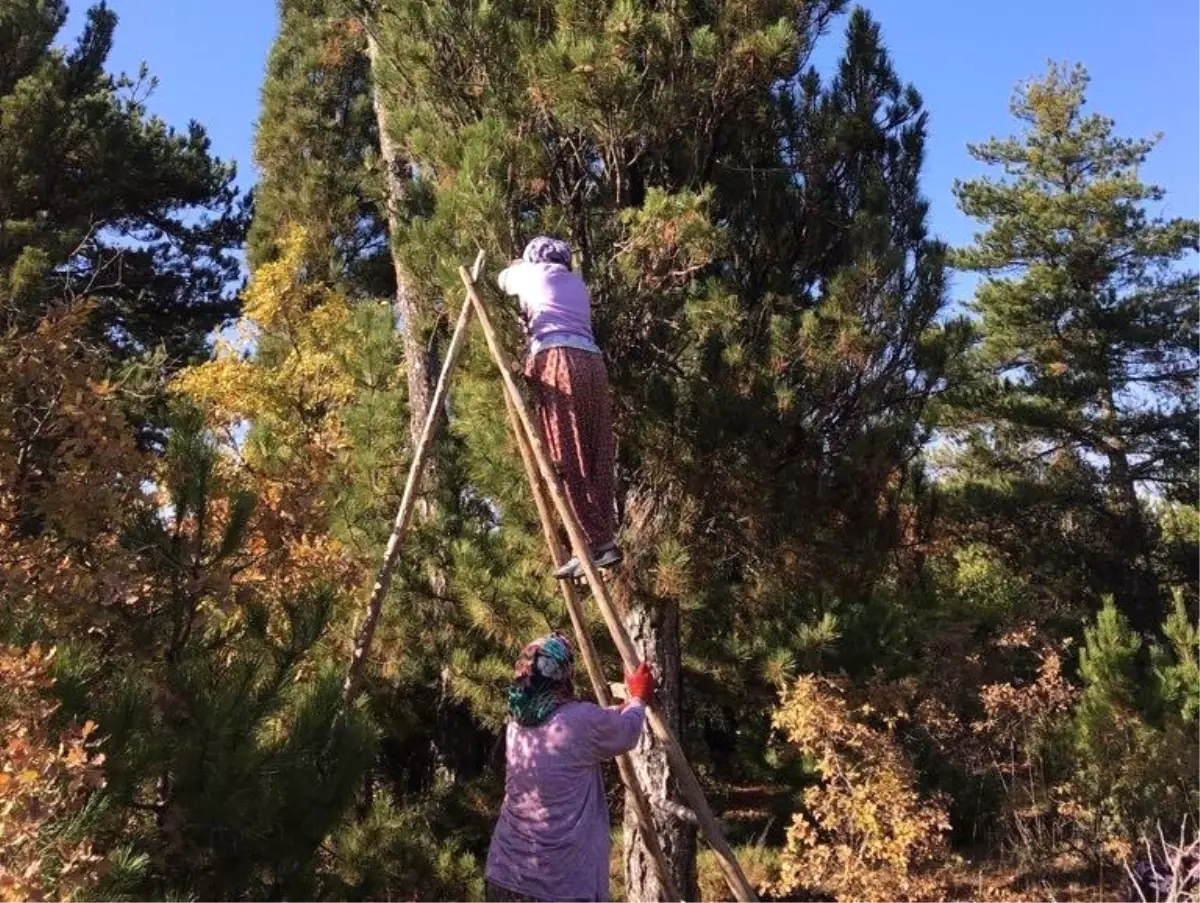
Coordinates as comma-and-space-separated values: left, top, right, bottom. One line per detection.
554, 556, 581, 580
553, 543, 623, 580
592, 542, 623, 570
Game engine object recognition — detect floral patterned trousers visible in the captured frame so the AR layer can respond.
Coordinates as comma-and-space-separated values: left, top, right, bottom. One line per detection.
525, 347, 617, 549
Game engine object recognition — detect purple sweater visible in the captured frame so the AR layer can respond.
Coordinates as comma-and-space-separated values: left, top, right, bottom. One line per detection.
497, 261, 597, 352
486, 700, 646, 902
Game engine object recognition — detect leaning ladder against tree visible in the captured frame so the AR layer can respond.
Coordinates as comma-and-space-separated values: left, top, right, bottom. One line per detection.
340, 255, 758, 903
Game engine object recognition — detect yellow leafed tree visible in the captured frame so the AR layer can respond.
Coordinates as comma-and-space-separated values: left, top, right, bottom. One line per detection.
772, 675, 951, 902
175, 226, 358, 451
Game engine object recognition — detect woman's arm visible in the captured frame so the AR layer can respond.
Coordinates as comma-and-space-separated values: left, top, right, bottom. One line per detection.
496, 259, 526, 295
585, 700, 646, 762
496, 260, 532, 336
585, 662, 654, 760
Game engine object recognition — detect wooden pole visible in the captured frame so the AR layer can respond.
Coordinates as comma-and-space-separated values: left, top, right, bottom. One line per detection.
342, 253, 483, 705
500, 388, 683, 903
459, 266, 758, 903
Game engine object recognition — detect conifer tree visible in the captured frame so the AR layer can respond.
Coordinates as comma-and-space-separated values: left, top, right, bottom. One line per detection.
358, 3, 964, 896
949, 63, 1199, 633
3, 302, 378, 899
206, 0, 508, 831
0, 0, 245, 373
249, 1, 388, 291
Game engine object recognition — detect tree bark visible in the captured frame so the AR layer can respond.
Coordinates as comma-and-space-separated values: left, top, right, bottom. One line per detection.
365, 29, 434, 447
1098, 382, 1161, 634
624, 599, 698, 903
1106, 446, 1161, 634
364, 23, 455, 785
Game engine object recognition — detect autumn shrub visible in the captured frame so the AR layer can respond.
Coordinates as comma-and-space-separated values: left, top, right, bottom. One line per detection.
771, 675, 951, 901
968, 625, 1079, 858
0, 302, 148, 642
969, 598, 1200, 867
0, 645, 107, 903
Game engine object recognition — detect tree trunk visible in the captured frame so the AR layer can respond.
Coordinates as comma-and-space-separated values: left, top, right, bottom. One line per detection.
1106, 445, 1161, 634
624, 598, 698, 903
366, 30, 434, 447
1098, 383, 1161, 634
364, 23, 454, 782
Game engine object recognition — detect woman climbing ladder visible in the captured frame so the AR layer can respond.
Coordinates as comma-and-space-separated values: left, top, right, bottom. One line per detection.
498, 237, 621, 580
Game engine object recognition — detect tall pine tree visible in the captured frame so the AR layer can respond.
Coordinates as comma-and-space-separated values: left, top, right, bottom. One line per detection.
948, 63, 1198, 634
359, 2, 962, 897
203, 0, 510, 838
249, 1, 388, 291
0, 0, 245, 373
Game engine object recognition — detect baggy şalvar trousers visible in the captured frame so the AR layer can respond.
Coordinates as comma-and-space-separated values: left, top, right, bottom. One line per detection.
524, 346, 617, 550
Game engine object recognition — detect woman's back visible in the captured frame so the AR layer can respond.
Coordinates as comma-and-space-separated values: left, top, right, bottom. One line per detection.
499, 260, 595, 348
486, 700, 644, 902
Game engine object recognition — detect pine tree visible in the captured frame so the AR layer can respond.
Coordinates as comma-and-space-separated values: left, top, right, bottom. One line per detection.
195, 0, 509, 844
681, 7, 967, 664
2, 303, 378, 898
357, 3, 966, 896
0, 0, 246, 375
333, 0, 447, 504
249, 2, 388, 291
949, 63, 1199, 633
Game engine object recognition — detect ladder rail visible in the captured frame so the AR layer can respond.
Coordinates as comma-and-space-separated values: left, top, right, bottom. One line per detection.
500, 387, 684, 903
459, 266, 759, 903
342, 273, 477, 706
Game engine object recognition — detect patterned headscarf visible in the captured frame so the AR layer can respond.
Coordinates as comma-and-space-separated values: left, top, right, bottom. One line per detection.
507, 632, 575, 727
522, 236, 573, 269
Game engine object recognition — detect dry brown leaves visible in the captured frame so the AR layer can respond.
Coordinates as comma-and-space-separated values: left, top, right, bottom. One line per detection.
0, 645, 107, 902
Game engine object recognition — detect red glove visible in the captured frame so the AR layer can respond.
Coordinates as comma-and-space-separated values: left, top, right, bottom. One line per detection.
624, 662, 655, 705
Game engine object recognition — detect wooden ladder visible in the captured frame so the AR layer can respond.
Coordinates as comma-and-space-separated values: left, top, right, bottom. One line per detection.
342, 255, 758, 903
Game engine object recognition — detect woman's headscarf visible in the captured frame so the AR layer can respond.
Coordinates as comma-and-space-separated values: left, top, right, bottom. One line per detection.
507, 632, 575, 727
522, 236, 573, 269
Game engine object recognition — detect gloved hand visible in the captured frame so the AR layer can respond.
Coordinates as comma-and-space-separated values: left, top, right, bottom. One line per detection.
624, 662, 655, 705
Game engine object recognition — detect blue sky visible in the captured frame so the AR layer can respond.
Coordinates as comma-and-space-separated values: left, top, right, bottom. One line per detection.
68, 0, 1198, 296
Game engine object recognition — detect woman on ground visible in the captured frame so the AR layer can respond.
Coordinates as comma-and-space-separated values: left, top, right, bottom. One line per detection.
485, 632, 656, 902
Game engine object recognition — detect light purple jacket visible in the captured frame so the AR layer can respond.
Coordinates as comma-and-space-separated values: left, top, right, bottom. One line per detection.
486, 700, 646, 902
497, 261, 598, 354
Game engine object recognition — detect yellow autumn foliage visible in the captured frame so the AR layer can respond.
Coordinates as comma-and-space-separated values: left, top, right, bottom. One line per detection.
772, 675, 951, 901
174, 226, 358, 446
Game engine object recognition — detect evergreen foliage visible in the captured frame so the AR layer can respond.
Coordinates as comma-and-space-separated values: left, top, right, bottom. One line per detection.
1, 5, 1196, 901
946, 63, 1199, 632
0, 0, 246, 373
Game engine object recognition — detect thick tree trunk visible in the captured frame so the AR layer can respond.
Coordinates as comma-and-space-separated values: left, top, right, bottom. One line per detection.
366, 30, 434, 446
624, 599, 698, 903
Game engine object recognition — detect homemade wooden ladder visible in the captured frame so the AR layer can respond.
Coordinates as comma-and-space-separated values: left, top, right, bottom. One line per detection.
342, 255, 758, 903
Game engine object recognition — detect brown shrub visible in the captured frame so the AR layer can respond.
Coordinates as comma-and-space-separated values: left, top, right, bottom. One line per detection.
0, 644, 107, 902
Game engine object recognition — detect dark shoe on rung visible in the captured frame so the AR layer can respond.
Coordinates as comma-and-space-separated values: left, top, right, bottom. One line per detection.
554, 556, 581, 580
593, 542, 623, 571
